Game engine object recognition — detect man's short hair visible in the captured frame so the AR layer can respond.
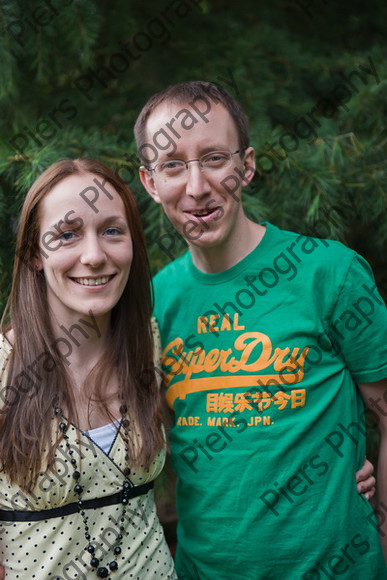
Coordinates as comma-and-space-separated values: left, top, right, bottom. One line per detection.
134, 80, 250, 158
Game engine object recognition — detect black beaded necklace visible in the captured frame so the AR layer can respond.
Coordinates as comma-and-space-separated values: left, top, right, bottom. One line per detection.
55, 403, 132, 579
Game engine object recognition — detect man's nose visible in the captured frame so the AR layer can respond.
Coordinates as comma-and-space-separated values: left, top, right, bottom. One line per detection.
185, 162, 212, 199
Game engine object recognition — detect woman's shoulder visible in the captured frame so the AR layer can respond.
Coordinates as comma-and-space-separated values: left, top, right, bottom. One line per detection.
0, 332, 13, 374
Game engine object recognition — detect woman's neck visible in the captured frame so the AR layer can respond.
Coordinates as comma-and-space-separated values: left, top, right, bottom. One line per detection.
50, 311, 111, 379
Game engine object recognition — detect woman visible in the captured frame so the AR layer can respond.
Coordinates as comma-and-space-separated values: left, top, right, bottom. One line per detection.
0, 158, 177, 579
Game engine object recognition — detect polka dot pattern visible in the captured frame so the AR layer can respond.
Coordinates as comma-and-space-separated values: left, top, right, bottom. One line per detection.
0, 336, 177, 579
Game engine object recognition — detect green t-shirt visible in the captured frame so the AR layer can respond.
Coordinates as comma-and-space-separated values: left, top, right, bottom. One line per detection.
153, 222, 387, 580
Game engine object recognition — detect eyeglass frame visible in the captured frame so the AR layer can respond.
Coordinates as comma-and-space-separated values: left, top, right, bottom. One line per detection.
142, 148, 248, 176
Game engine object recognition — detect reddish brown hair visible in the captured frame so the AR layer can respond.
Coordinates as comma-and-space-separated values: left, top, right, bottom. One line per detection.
0, 158, 163, 490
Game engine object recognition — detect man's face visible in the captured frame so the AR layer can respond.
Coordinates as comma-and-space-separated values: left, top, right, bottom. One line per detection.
139, 102, 256, 250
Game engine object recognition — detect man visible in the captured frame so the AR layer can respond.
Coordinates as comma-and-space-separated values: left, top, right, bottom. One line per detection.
136, 81, 387, 579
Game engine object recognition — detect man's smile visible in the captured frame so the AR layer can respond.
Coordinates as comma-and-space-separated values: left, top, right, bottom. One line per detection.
183, 205, 222, 221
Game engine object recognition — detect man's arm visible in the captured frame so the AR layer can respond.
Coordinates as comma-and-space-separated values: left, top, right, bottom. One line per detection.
357, 378, 387, 560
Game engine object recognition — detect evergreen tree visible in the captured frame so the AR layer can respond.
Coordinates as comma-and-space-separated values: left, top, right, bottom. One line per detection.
0, 0, 385, 493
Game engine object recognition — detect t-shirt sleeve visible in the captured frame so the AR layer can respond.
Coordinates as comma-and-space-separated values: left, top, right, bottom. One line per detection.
327, 253, 387, 382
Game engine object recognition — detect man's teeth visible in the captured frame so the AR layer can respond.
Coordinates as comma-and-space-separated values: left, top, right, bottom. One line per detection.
192, 208, 216, 217
74, 276, 111, 286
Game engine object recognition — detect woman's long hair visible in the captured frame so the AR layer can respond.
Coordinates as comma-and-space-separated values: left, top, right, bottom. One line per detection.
0, 158, 163, 490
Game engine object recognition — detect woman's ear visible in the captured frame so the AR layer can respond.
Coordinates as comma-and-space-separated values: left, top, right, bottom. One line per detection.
33, 258, 43, 271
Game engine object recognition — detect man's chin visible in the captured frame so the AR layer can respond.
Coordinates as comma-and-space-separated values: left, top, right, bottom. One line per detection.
186, 231, 222, 249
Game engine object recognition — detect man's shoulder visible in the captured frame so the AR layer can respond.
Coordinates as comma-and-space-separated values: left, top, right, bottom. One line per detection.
153, 251, 191, 288
272, 223, 357, 264
152, 253, 193, 321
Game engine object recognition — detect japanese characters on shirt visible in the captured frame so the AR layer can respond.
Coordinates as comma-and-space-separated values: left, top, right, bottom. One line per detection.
162, 312, 309, 429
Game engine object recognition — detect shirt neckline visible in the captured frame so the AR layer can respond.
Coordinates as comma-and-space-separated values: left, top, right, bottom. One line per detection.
186, 221, 275, 285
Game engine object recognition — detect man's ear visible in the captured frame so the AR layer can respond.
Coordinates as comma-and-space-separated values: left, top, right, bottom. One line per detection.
139, 167, 162, 204
242, 146, 256, 186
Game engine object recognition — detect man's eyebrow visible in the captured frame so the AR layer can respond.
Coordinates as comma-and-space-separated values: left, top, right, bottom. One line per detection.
164, 145, 234, 159
200, 146, 234, 154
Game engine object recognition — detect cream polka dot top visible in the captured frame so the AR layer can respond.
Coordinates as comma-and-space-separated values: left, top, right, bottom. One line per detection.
0, 333, 177, 579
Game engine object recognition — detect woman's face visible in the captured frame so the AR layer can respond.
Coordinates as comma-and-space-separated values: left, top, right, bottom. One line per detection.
36, 172, 133, 326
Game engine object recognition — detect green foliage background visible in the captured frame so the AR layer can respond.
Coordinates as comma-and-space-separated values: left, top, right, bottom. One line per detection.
0, 0, 386, 510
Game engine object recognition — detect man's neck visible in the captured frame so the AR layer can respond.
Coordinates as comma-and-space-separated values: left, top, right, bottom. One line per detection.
190, 220, 266, 274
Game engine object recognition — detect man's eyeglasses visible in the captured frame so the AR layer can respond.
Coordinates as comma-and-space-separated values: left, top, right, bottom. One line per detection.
145, 149, 246, 180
